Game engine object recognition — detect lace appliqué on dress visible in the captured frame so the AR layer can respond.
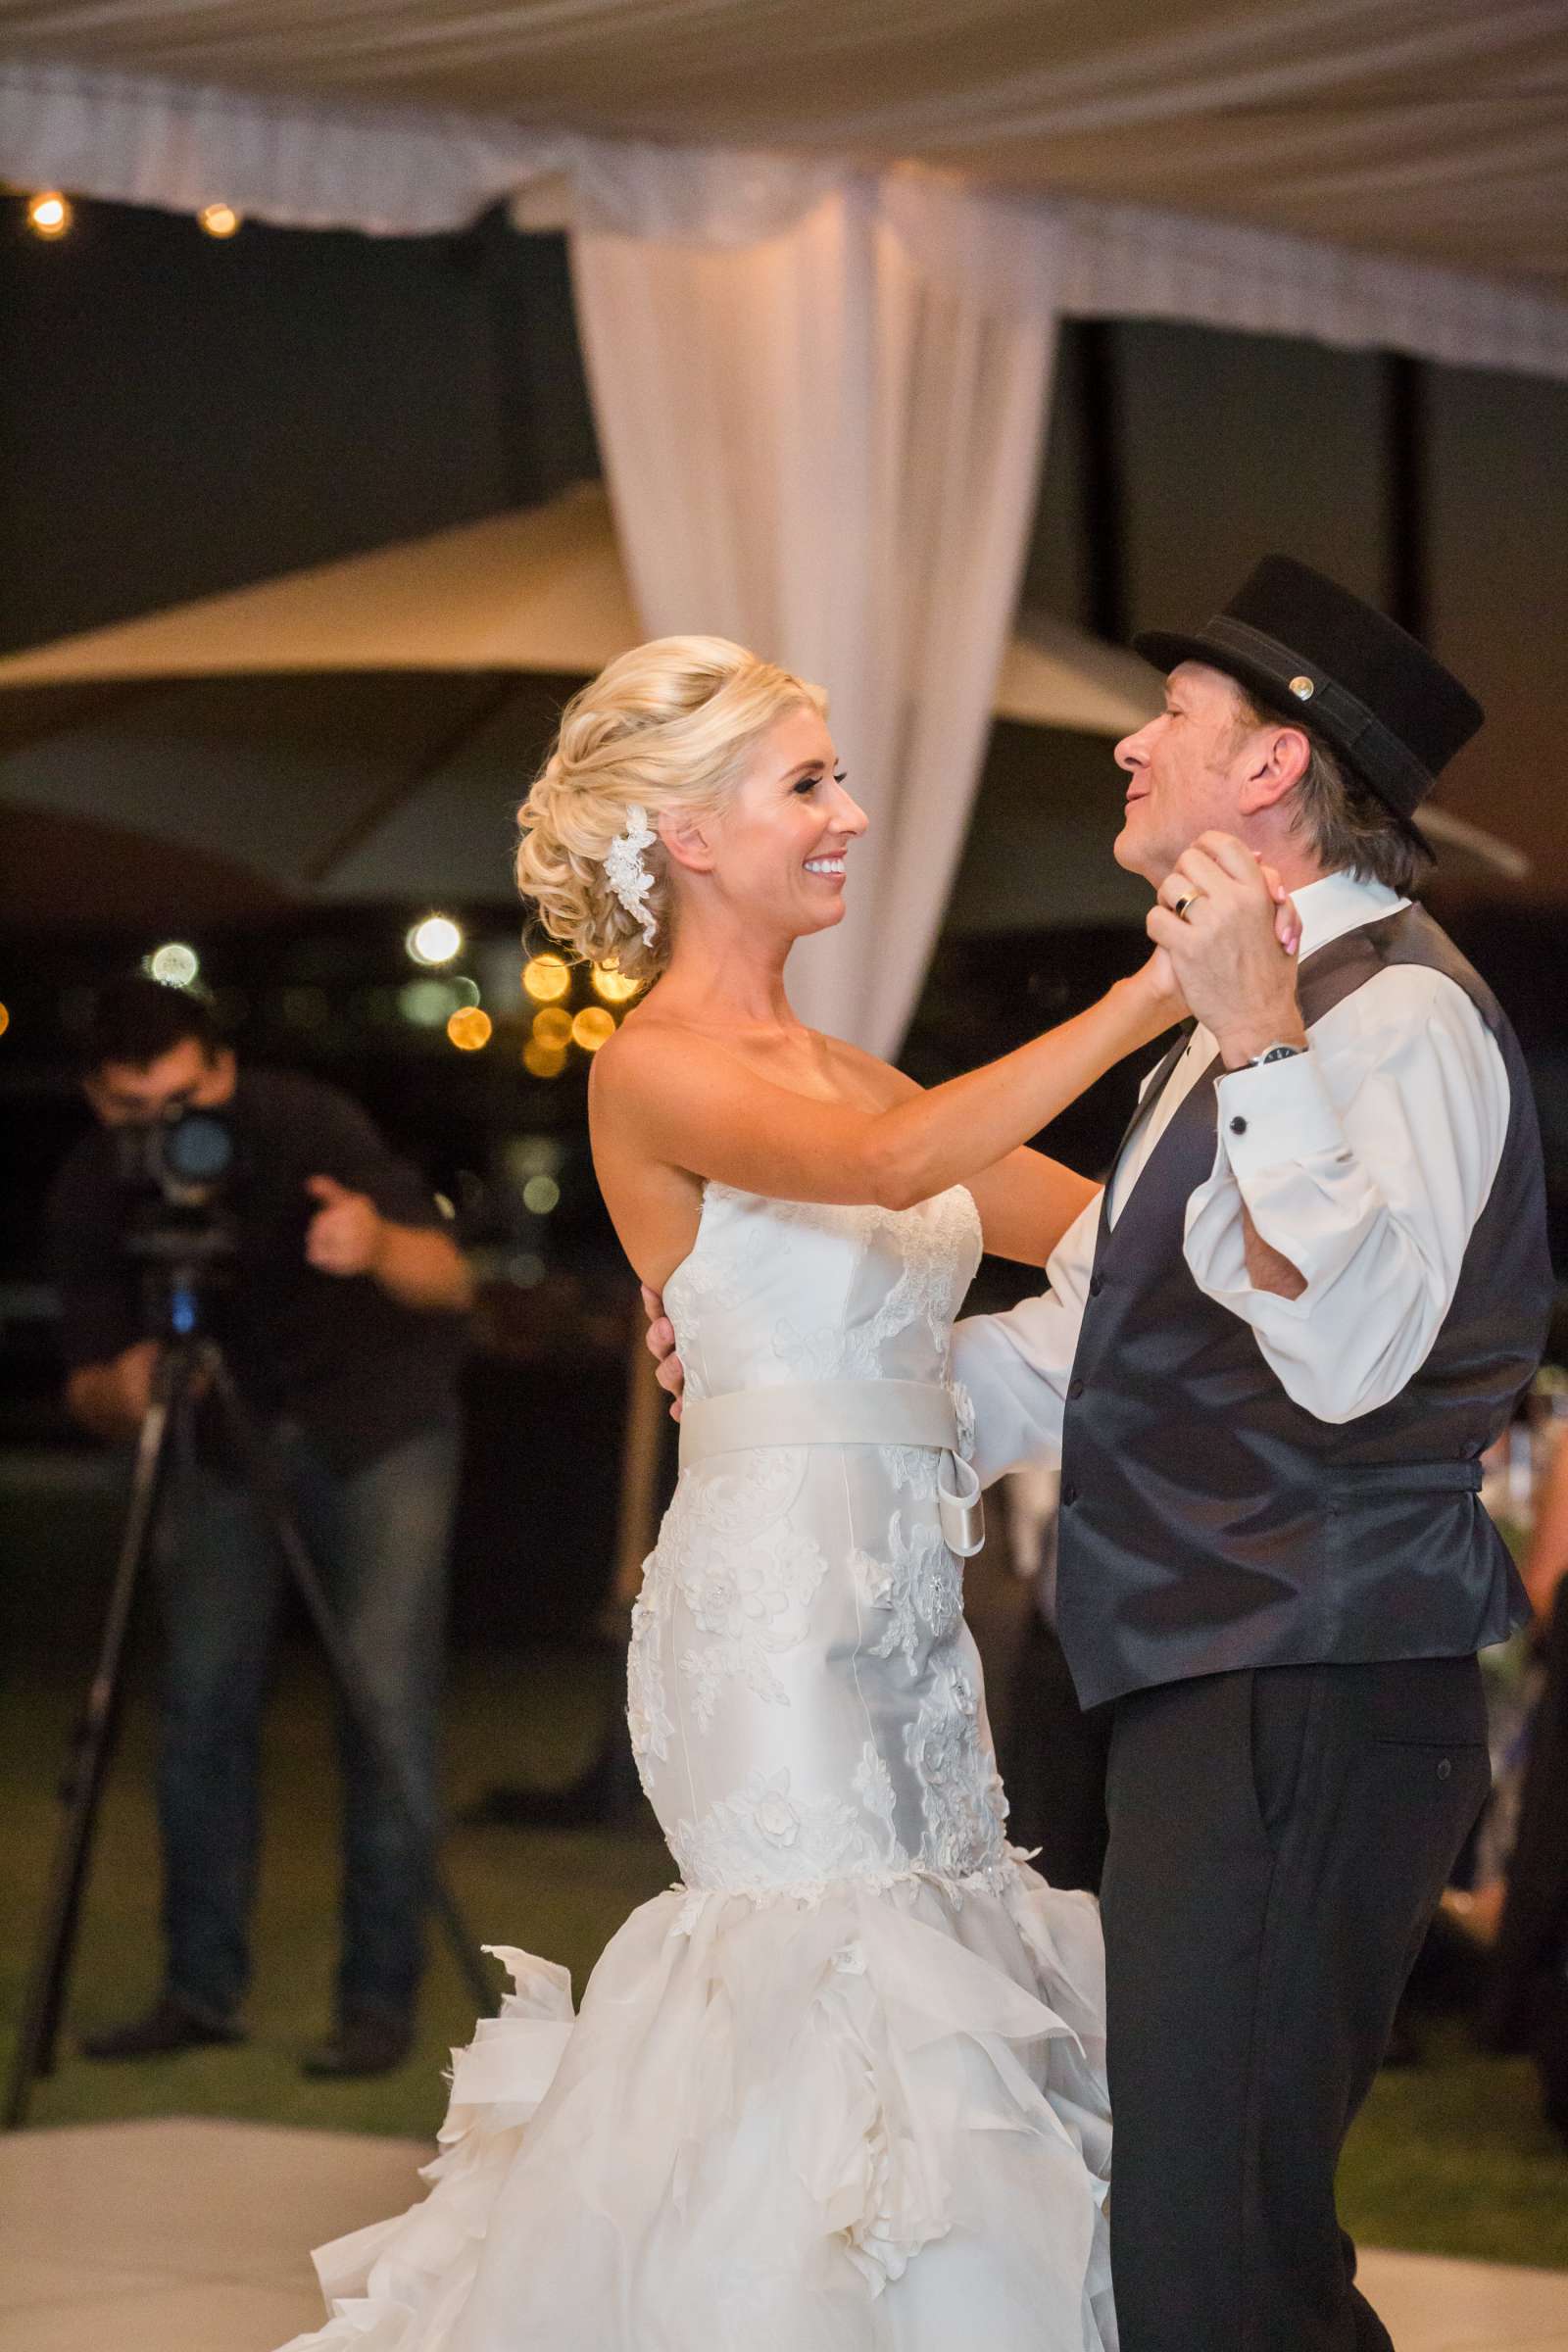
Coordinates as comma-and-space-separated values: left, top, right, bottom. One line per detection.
670, 1766, 885, 1896
854, 1514, 963, 1675
662, 1456, 826, 1730
843, 1188, 980, 1381
905, 1648, 1009, 1882
626, 1566, 674, 1792
851, 1740, 908, 1871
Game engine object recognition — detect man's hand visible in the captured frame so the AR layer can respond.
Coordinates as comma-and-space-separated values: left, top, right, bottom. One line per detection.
305, 1174, 385, 1278
65, 1338, 163, 1444
640, 1283, 686, 1420
1147, 834, 1307, 1070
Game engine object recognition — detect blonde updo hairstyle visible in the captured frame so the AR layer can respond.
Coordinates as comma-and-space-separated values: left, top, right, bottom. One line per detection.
516, 636, 828, 985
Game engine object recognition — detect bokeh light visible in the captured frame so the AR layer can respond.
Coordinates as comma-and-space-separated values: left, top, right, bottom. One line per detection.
198, 202, 241, 238
531, 1006, 573, 1049
522, 1174, 561, 1215
522, 953, 570, 1004
26, 192, 71, 239
571, 1006, 616, 1054
398, 979, 459, 1027
591, 963, 641, 1004
146, 942, 201, 988
447, 1007, 493, 1051
0, 1003, 10, 1039
522, 1038, 567, 1079
407, 914, 463, 967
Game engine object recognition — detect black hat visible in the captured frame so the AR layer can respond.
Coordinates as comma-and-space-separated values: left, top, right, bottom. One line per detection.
1133, 556, 1484, 856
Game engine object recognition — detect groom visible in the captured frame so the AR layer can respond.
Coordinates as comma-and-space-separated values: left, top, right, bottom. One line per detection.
949, 557, 1552, 2351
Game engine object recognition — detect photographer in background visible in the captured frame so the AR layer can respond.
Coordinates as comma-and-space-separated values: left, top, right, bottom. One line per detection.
48, 975, 473, 2079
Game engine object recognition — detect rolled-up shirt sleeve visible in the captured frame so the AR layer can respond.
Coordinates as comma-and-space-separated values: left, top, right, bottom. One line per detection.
1183, 966, 1509, 1425
951, 1191, 1100, 1488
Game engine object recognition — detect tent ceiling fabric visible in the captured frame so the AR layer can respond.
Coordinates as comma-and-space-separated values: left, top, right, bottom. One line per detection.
0, 1, 1565, 291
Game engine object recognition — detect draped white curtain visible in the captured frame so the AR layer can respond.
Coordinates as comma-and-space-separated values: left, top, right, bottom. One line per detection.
571, 175, 1053, 1053
6, 59, 1568, 1044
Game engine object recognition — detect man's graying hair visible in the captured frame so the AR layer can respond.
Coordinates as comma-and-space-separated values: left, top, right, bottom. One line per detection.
1230, 684, 1425, 895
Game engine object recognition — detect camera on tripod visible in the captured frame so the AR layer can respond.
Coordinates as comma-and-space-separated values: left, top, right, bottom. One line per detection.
112, 1102, 241, 1339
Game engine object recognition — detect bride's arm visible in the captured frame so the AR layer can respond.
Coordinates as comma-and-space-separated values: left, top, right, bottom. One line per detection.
590, 956, 1178, 1214
960, 1148, 1101, 1267
824, 1050, 1099, 1266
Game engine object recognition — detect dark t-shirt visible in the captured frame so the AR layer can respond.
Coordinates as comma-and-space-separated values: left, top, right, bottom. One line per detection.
47, 1067, 468, 1471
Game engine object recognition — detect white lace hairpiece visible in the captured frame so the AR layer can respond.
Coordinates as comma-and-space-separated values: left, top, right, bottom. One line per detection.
603, 803, 659, 950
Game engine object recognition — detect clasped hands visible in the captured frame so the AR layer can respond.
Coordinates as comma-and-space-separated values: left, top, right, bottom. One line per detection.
1148, 833, 1307, 1071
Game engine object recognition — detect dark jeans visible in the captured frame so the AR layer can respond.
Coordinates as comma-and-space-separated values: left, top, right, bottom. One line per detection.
152, 1411, 459, 2028
1100, 1657, 1491, 2352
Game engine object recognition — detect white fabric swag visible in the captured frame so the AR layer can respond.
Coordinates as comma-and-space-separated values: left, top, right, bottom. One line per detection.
572, 183, 1052, 1054
6, 57, 1568, 1048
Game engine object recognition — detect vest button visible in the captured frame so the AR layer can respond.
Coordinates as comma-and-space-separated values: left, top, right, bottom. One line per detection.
1068, 1378, 1085, 1400
1089, 1274, 1104, 1297
1061, 1482, 1078, 1507
1230, 1115, 1249, 1136
1437, 1757, 1452, 1782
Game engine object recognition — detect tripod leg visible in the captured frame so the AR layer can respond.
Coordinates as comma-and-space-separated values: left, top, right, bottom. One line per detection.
204, 1351, 495, 2021
4, 1373, 180, 2131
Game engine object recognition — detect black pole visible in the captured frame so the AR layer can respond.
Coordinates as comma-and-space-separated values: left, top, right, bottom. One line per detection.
4, 1367, 182, 2128
1383, 351, 1431, 643
1077, 320, 1130, 647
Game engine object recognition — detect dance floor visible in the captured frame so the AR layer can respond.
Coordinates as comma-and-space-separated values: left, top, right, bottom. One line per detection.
1, 2115, 1567, 2350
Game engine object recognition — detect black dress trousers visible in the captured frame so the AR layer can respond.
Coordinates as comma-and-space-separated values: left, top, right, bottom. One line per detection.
1099, 1655, 1491, 2352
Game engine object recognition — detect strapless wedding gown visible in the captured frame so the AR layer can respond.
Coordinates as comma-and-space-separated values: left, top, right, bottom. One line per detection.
282, 1183, 1114, 2352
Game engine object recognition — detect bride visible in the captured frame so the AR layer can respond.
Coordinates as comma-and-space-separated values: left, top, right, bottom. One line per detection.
282, 638, 1292, 2351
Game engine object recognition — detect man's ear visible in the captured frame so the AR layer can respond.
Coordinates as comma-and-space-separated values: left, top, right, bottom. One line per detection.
659, 808, 715, 876
1237, 723, 1311, 818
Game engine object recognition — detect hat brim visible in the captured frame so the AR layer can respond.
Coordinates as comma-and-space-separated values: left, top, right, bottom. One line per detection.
1131, 628, 1436, 861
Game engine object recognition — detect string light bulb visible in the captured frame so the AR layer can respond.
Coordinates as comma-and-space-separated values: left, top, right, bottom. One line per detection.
571, 1007, 615, 1054
26, 192, 72, 240
446, 1007, 493, 1052
590, 963, 641, 1004
198, 202, 241, 239
146, 942, 201, 989
521, 954, 570, 1004
531, 1006, 573, 1049
407, 914, 463, 967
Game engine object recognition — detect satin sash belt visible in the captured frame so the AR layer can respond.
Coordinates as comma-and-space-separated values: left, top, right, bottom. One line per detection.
678, 1378, 985, 1558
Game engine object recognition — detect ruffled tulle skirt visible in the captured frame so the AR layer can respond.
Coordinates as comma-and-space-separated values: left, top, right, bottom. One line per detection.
280, 1860, 1114, 2351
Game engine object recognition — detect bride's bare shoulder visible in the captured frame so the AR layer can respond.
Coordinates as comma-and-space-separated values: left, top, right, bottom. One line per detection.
588, 1002, 732, 1112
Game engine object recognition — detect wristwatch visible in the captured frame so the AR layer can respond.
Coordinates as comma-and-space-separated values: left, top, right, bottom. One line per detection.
1248, 1042, 1305, 1068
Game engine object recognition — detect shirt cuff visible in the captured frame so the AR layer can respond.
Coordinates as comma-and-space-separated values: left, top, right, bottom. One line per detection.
1213, 1048, 1347, 1181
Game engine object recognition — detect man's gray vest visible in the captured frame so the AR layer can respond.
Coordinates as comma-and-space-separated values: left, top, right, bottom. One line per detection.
1055, 904, 1551, 1710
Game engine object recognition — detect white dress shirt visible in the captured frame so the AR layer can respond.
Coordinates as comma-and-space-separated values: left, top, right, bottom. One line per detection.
953, 870, 1512, 1487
